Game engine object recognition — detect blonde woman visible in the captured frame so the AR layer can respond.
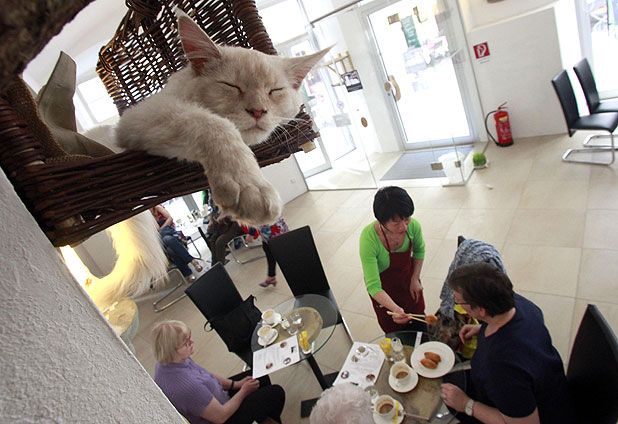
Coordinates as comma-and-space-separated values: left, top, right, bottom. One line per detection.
152, 320, 285, 424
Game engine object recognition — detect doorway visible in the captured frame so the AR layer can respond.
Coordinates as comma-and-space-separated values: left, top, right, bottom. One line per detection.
361, 0, 481, 150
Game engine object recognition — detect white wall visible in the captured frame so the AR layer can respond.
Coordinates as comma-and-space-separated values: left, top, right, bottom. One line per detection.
459, 0, 557, 30
466, 5, 568, 138
0, 170, 184, 423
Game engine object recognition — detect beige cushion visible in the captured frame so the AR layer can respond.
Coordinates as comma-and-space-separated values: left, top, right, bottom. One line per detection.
36, 51, 114, 158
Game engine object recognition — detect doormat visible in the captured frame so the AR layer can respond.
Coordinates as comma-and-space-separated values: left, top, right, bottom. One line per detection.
380, 146, 473, 181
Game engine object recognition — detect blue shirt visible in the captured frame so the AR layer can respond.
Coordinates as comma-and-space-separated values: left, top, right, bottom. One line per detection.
471, 294, 574, 423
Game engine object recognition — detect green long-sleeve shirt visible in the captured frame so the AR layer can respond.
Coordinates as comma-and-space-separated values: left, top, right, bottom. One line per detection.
359, 219, 425, 296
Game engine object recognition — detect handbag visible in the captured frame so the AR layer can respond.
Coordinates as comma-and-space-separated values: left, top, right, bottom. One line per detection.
204, 295, 261, 353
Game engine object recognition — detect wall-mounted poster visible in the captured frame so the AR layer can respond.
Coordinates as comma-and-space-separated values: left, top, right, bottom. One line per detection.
342, 70, 363, 92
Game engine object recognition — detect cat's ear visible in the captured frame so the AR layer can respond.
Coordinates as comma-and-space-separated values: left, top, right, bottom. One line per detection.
175, 8, 221, 73
285, 48, 331, 89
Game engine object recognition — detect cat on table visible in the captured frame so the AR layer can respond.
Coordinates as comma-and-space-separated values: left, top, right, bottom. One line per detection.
117, 9, 328, 225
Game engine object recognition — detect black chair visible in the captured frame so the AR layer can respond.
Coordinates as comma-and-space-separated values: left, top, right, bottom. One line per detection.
573, 58, 618, 148
567, 304, 618, 424
265, 225, 354, 343
184, 263, 256, 368
551, 70, 618, 165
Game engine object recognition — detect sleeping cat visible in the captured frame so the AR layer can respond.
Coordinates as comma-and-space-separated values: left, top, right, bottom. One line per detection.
117, 9, 328, 225
84, 10, 327, 304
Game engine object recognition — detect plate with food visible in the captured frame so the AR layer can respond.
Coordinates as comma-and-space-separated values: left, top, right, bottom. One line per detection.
410, 341, 455, 378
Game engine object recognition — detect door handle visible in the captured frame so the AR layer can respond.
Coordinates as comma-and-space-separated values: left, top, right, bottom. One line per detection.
384, 75, 401, 101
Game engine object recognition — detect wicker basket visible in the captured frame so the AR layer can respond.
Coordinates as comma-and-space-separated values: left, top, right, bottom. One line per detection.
0, 0, 318, 247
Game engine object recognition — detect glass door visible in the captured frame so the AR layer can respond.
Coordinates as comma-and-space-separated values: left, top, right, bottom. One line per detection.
576, 0, 618, 98
362, 0, 480, 150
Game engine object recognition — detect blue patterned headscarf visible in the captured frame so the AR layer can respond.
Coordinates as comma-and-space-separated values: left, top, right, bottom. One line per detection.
439, 238, 507, 318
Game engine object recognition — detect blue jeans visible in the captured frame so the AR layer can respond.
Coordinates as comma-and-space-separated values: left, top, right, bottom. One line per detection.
160, 228, 194, 276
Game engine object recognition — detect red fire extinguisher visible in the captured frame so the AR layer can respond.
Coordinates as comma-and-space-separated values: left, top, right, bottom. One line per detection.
485, 102, 514, 147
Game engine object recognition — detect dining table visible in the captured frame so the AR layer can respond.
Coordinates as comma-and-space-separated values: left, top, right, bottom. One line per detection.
251, 293, 339, 417
369, 330, 468, 423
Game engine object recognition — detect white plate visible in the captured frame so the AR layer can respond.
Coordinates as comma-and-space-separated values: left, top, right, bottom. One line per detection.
263, 312, 282, 327
410, 341, 455, 378
373, 400, 404, 424
388, 369, 418, 393
258, 329, 278, 347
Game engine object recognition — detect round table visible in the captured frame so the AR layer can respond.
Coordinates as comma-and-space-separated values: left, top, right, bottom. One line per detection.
370, 331, 467, 423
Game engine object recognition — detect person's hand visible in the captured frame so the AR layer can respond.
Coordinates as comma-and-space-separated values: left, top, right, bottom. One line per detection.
238, 378, 259, 395
440, 383, 469, 412
459, 324, 481, 344
409, 277, 423, 302
235, 376, 253, 388
391, 306, 410, 324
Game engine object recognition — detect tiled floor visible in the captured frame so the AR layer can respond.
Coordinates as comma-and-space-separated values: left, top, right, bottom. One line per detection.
132, 133, 618, 423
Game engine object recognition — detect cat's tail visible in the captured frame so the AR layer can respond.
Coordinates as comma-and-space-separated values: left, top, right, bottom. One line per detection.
89, 211, 169, 306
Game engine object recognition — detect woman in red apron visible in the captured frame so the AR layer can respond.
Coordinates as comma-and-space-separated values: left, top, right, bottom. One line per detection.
359, 186, 426, 334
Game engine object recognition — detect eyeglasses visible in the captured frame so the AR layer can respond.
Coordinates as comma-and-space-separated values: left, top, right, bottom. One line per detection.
177, 334, 192, 350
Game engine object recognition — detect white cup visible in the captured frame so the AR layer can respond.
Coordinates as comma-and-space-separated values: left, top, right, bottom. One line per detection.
257, 325, 273, 339
390, 362, 412, 388
374, 395, 396, 419
262, 309, 276, 325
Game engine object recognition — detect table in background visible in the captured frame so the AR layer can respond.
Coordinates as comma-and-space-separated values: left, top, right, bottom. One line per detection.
251, 294, 338, 416
370, 331, 467, 423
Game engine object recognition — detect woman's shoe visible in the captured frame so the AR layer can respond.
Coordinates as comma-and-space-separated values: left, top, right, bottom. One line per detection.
187, 274, 197, 283
192, 260, 203, 272
259, 277, 276, 288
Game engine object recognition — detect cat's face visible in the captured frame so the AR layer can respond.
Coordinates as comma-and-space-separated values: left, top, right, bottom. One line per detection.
175, 11, 328, 145
183, 48, 304, 145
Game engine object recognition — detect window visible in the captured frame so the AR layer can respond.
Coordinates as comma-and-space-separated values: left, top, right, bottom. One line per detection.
76, 76, 119, 127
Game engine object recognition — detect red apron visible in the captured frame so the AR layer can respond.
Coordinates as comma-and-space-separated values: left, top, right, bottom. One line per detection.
370, 234, 425, 334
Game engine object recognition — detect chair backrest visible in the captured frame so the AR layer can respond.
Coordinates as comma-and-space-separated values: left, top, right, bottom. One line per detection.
184, 262, 243, 320
567, 304, 618, 424
573, 58, 600, 112
551, 70, 580, 137
266, 226, 331, 297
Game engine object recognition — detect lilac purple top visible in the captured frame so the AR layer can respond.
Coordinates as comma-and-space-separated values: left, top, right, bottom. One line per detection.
155, 358, 230, 424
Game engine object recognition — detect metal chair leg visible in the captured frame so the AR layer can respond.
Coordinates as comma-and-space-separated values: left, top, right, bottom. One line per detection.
153, 268, 187, 312
227, 236, 265, 264
563, 133, 615, 165
186, 236, 202, 258
582, 133, 615, 147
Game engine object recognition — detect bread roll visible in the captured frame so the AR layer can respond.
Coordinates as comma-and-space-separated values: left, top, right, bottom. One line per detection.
420, 358, 438, 369
424, 352, 441, 363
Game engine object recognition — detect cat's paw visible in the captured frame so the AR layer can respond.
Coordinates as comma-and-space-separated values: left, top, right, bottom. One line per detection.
210, 173, 282, 225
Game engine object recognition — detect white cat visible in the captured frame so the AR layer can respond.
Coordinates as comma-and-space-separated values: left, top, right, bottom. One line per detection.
87, 11, 327, 304
117, 9, 328, 225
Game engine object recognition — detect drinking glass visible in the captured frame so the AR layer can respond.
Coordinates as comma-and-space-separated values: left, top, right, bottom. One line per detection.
290, 311, 303, 330
364, 384, 378, 403
391, 337, 405, 363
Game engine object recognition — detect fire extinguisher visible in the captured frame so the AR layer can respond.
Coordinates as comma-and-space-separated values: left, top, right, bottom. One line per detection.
484, 102, 514, 147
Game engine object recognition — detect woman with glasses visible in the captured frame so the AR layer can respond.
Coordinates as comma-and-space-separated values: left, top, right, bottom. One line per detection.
152, 320, 285, 424
359, 186, 426, 333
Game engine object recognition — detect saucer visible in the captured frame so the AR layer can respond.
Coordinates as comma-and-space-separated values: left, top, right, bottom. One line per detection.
373, 400, 404, 424
388, 371, 418, 393
263, 312, 282, 327
258, 329, 278, 347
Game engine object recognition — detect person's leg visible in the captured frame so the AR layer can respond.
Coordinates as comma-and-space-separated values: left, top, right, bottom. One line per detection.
259, 242, 277, 287
162, 235, 193, 276
214, 223, 244, 264
226, 384, 285, 424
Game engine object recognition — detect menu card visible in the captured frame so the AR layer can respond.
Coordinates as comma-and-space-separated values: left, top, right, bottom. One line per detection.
333, 342, 385, 388
252, 336, 301, 378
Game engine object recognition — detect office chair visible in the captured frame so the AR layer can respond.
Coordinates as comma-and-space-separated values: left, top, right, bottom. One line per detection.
567, 304, 618, 424
551, 70, 618, 165
266, 225, 354, 343
573, 58, 618, 148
